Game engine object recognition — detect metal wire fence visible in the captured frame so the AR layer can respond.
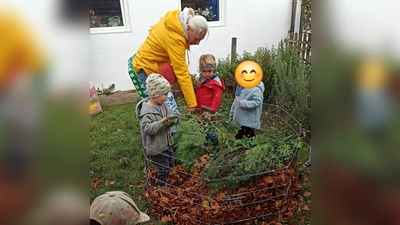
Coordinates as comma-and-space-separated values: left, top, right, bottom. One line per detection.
142, 104, 302, 224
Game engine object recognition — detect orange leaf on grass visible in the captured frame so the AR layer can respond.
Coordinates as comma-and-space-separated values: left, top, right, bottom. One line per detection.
295, 183, 302, 189
199, 157, 207, 163
303, 205, 310, 211
303, 192, 311, 197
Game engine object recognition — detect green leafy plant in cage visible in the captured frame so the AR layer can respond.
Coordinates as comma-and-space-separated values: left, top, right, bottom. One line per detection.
173, 108, 303, 192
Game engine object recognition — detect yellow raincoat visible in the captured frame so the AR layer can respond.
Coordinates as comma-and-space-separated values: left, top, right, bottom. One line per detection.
0, 10, 45, 89
133, 10, 197, 108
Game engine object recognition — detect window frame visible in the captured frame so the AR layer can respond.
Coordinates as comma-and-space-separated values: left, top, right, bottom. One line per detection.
179, 0, 225, 27
90, 0, 132, 35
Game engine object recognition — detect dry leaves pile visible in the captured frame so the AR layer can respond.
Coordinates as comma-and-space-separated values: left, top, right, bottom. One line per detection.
143, 155, 307, 224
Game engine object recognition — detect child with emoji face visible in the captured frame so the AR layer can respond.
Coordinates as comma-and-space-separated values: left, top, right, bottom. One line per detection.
229, 61, 265, 139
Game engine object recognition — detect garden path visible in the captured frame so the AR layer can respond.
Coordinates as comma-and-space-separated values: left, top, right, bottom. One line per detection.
98, 90, 140, 105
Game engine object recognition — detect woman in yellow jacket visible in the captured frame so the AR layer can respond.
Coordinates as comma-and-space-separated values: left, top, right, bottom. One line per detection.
129, 7, 209, 109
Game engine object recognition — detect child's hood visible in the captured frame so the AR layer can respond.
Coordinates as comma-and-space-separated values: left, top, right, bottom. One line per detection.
257, 81, 265, 92
236, 81, 265, 96
135, 99, 160, 119
163, 10, 185, 39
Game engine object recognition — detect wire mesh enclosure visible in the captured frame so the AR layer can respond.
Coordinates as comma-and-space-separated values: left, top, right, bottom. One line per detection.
143, 104, 303, 224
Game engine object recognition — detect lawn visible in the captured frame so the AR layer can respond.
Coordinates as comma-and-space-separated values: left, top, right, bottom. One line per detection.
90, 95, 311, 225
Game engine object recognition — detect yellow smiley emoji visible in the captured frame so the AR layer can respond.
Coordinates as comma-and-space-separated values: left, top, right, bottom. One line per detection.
235, 60, 263, 88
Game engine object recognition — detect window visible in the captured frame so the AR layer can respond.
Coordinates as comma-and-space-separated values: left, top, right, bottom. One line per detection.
180, 0, 223, 24
90, 0, 131, 34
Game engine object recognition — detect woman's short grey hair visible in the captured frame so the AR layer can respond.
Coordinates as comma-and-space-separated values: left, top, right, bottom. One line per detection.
188, 15, 210, 39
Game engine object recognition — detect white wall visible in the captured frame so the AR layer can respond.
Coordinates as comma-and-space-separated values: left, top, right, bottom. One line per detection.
90, 0, 292, 91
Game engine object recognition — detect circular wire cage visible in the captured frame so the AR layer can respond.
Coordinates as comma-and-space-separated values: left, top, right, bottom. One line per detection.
143, 104, 303, 224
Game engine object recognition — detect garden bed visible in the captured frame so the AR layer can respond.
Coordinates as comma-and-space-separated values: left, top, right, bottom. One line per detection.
142, 105, 304, 224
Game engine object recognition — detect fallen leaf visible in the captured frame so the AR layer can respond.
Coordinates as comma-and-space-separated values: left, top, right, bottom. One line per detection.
275, 199, 283, 208
137, 179, 145, 184
300, 216, 306, 223
265, 176, 274, 183
199, 157, 207, 163
109, 181, 115, 185
303, 205, 310, 211
255, 205, 261, 210
295, 183, 302, 189
303, 191, 311, 197
203, 200, 209, 208
161, 216, 168, 223
104, 180, 110, 186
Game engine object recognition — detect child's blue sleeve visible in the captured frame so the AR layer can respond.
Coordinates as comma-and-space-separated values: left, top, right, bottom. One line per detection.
165, 91, 180, 115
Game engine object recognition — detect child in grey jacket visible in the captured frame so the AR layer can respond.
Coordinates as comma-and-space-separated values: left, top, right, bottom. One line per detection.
136, 74, 176, 186
229, 82, 265, 139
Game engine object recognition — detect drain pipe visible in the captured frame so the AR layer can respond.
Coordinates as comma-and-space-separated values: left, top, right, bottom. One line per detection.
289, 0, 297, 33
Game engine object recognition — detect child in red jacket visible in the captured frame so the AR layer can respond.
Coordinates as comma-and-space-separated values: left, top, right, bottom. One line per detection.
195, 54, 225, 113
195, 54, 225, 146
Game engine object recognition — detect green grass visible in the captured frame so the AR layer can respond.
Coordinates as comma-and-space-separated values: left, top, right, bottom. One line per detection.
90, 96, 311, 225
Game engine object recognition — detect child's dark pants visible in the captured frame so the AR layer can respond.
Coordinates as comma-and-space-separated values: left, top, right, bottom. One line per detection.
150, 146, 174, 186
235, 126, 256, 139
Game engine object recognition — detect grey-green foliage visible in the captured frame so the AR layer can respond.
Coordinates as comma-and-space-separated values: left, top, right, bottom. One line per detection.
271, 41, 311, 128
301, 0, 311, 34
